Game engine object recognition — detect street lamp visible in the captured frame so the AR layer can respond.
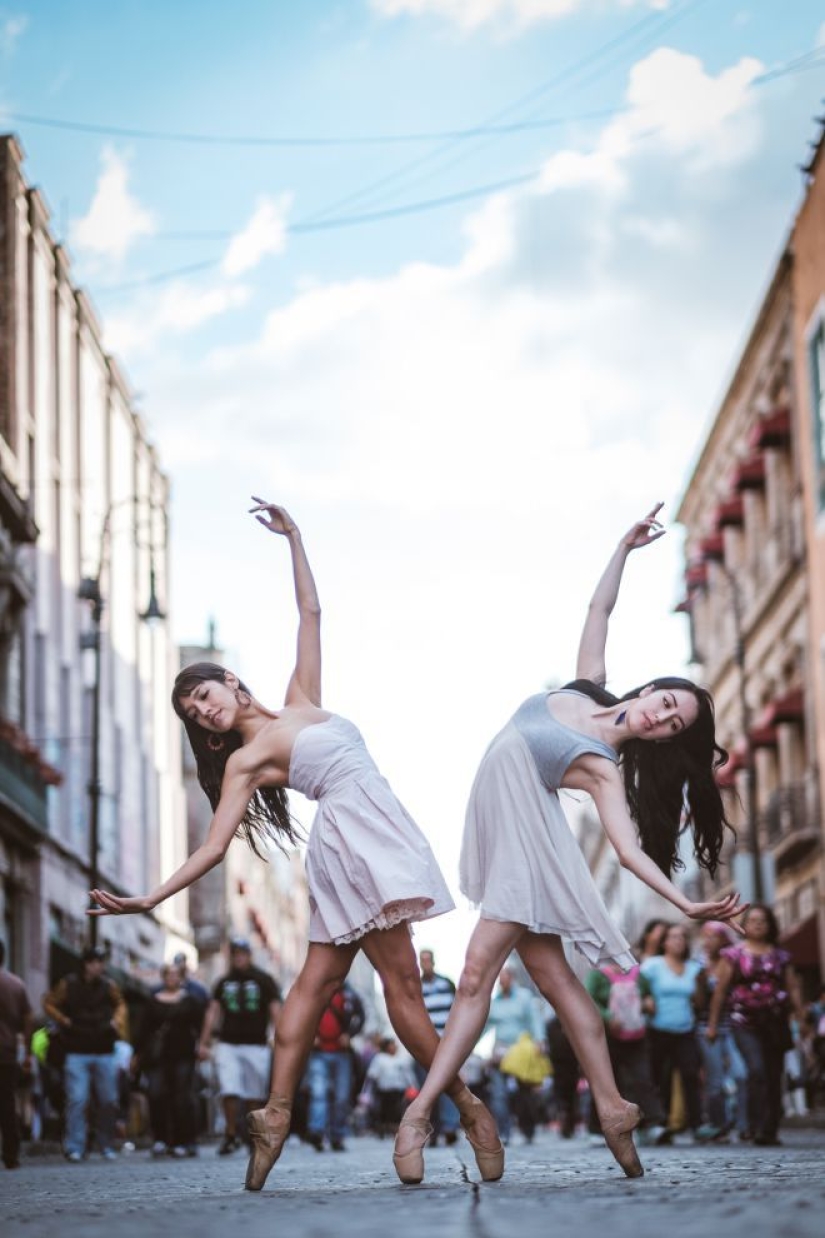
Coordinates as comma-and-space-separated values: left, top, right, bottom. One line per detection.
77, 499, 167, 944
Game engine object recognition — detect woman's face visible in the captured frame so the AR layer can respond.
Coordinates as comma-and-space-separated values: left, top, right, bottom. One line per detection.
625, 687, 700, 742
744, 907, 771, 942
179, 676, 239, 733
663, 926, 688, 958
701, 924, 726, 955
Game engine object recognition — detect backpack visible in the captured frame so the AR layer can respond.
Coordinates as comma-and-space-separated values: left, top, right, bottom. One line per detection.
606, 966, 646, 1041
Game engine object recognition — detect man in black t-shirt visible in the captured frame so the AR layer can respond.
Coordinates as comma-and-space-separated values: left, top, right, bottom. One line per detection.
198, 940, 282, 1155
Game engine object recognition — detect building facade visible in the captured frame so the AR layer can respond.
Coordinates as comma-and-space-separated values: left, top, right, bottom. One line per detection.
677, 217, 820, 990
789, 128, 825, 985
0, 135, 189, 1006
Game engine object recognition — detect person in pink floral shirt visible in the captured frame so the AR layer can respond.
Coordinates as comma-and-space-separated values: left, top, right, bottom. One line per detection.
707, 905, 804, 1145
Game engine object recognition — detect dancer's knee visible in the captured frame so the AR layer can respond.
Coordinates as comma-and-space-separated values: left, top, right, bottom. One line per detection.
457, 951, 495, 1003
380, 960, 422, 1007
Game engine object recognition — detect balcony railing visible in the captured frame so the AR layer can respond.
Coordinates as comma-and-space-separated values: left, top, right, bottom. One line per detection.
0, 731, 50, 836
760, 782, 821, 869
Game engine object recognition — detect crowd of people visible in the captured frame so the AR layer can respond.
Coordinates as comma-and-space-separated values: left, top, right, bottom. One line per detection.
2, 924, 823, 1170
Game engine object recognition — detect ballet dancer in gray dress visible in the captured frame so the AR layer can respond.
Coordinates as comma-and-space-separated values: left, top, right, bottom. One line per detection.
393, 504, 747, 1185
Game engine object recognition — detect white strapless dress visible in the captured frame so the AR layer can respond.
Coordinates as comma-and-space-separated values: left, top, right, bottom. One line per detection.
289, 715, 455, 945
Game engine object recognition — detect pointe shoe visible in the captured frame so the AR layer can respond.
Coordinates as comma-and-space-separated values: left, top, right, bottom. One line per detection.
601, 1101, 644, 1179
392, 1116, 433, 1185
454, 1088, 505, 1182
245, 1099, 292, 1191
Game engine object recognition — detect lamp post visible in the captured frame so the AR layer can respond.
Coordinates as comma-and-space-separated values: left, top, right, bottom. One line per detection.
77, 500, 166, 944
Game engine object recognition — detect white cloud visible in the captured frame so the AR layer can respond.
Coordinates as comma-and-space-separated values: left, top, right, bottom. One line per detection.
371, 0, 668, 32
537, 47, 762, 193
104, 280, 250, 356
221, 194, 292, 277
70, 146, 157, 263
0, 14, 27, 56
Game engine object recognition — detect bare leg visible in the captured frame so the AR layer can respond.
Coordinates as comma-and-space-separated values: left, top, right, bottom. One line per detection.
268, 940, 359, 1106
395, 917, 524, 1156
222, 1095, 238, 1138
361, 922, 471, 1100
245, 940, 358, 1190
517, 934, 642, 1176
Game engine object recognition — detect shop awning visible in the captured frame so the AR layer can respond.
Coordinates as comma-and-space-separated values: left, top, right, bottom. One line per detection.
749, 406, 791, 451
714, 496, 744, 529
732, 454, 766, 492
700, 533, 725, 563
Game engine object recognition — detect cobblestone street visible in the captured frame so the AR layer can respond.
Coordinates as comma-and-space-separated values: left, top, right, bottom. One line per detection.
5, 1127, 824, 1238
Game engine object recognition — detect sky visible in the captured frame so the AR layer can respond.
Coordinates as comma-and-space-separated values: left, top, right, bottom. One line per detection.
2, 0, 825, 981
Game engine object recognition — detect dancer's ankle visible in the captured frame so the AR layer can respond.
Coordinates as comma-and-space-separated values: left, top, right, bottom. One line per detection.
266, 1092, 291, 1114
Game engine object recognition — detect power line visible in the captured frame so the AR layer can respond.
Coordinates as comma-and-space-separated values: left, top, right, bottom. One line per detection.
92, 37, 825, 298
299, 0, 703, 227
2, 105, 620, 148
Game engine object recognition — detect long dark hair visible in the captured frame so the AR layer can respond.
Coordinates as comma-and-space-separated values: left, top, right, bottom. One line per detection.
563, 676, 733, 879
172, 662, 301, 858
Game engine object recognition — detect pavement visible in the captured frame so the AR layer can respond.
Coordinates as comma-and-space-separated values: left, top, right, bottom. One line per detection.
3, 1126, 825, 1238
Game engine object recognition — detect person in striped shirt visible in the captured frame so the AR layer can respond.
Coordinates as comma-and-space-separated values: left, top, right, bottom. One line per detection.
417, 951, 459, 1146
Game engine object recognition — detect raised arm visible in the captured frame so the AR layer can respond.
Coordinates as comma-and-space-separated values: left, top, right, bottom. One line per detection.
88, 756, 258, 917
576, 503, 665, 685
250, 498, 321, 707
589, 770, 747, 927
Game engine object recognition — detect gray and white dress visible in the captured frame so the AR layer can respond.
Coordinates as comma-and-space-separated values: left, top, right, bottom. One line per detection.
459, 689, 636, 970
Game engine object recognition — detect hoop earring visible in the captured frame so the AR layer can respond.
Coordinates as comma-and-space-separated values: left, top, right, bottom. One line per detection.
207, 733, 225, 752
235, 689, 251, 708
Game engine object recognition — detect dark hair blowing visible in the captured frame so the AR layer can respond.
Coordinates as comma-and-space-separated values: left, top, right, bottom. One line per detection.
172, 662, 301, 858
563, 677, 734, 879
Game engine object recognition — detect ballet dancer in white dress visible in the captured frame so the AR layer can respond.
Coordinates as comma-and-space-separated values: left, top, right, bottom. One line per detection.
392, 504, 747, 1185
88, 499, 502, 1190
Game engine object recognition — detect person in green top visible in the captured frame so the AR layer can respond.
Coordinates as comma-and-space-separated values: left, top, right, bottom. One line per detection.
585, 963, 669, 1145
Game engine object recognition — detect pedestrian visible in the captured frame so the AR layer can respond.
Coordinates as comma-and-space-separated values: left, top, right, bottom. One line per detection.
707, 904, 806, 1146
637, 919, 667, 962
366, 1038, 417, 1136
584, 961, 669, 1145
640, 924, 711, 1142
169, 952, 210, 1008
694, 921, 749, 1140
545, 1013, 582, 1138
394, 504, 745, 1184
198, 939, 281, 1156
88, 500, 498, 1192
484, 966, 545, 1145
0, 940, 34, 1170
417, 949, 459, 1145
134, 961, 204, 1158
306, 980, 365, 1152
43, 944, 126, 1162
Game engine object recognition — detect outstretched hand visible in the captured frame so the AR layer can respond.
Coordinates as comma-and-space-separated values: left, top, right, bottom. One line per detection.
621, 503, 666, 552
87, 889, 154, 917
685, 892, 750, 935
249, 497, 299, 537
